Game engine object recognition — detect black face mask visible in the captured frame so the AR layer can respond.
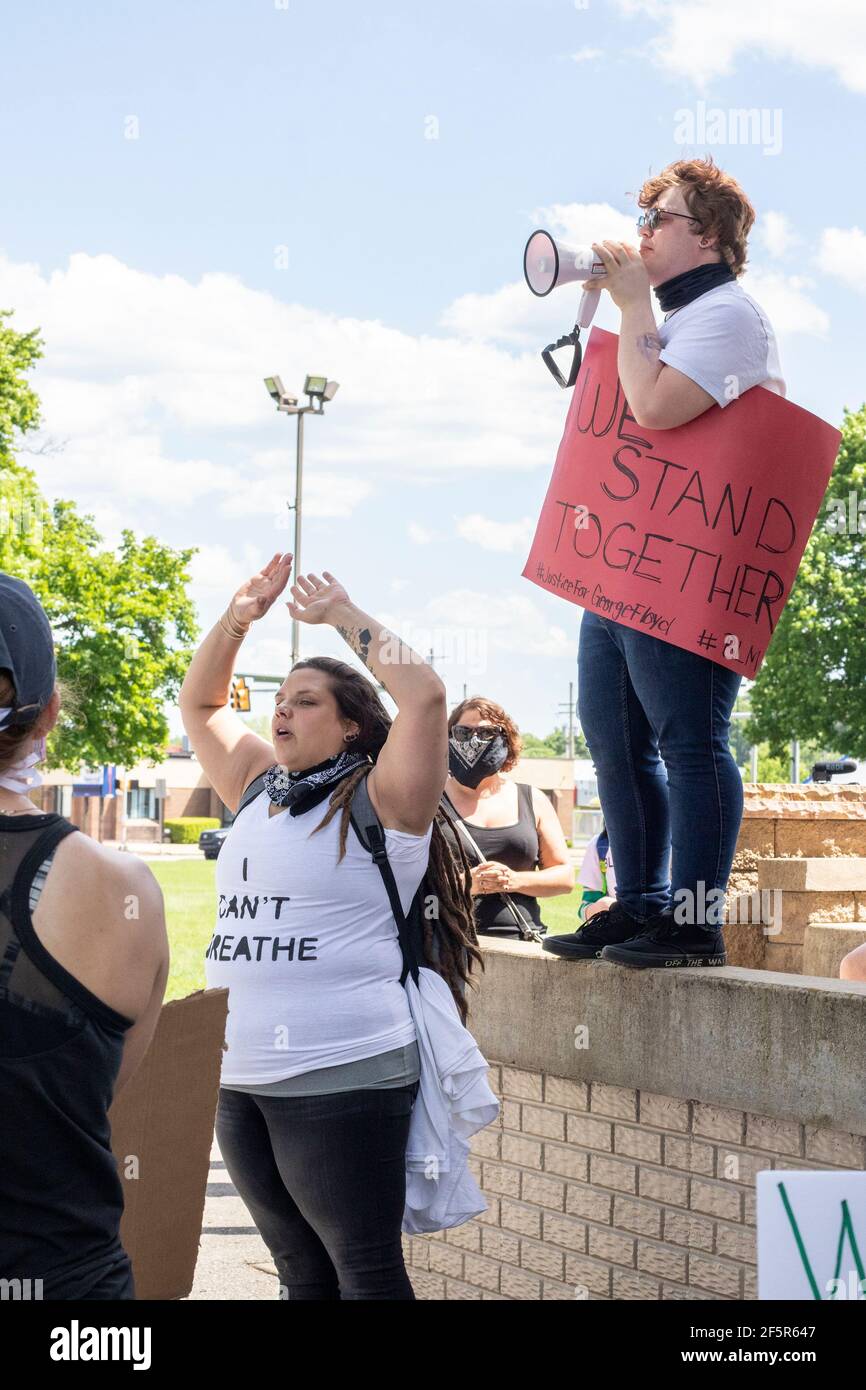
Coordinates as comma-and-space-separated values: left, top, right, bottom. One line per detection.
654, 261, 735, 314
448, 733, 509, 788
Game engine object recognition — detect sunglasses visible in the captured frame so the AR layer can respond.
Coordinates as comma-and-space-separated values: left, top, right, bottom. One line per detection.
637, 207, 701, 232
451, 724, 504, 744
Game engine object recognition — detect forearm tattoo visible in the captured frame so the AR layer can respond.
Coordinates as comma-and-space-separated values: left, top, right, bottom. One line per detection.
336, 624, 373, 667
637, 332, 662, 361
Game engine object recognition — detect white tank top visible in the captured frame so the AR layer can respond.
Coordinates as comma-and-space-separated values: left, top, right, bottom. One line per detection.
204, 786, 432, 1085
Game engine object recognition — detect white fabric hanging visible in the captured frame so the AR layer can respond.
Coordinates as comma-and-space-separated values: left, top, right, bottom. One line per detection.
401, 966, 499, 1235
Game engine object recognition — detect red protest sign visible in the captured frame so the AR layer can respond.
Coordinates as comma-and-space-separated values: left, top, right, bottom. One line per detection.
522, 328, 840, 676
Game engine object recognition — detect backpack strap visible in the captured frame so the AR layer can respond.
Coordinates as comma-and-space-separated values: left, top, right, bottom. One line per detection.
349, 770, 423, 986
237, 772, 268, 818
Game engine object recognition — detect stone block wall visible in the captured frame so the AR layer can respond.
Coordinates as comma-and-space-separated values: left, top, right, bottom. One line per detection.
405, 941, 866, 1301
724, 785, 866, 975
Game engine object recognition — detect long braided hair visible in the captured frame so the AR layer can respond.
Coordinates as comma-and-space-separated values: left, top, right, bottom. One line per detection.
292, 657, 483, 1021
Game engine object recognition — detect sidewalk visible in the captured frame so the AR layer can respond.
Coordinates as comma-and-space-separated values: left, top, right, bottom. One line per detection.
188, 1133, 279, 1300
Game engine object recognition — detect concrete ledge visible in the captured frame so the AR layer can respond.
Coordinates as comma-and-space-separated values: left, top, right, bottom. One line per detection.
471, 940, 866, 1135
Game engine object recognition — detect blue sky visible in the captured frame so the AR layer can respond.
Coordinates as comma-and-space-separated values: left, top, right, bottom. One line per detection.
2, 0, 864, 740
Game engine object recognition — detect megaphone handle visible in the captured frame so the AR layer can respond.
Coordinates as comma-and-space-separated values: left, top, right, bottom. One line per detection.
541, 324, 583, 390
578, 288, 600, 330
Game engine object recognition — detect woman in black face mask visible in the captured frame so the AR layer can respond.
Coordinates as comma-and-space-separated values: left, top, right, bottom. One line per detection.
442, 699, 574, 937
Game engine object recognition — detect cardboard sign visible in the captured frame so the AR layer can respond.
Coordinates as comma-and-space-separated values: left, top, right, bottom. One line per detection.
109, 989, 228, 1300
757, 1170, 866, 1300
522, 329, 841, 676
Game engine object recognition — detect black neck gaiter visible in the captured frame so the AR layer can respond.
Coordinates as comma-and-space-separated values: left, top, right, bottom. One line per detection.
655, 261, 735, 314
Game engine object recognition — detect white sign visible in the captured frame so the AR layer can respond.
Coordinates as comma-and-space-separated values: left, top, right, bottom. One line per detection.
757, 1170, 866, 1300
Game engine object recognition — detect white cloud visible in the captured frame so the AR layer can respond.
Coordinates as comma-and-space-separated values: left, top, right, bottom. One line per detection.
758, 211, 799, 259
188, 543, 258, 596
0, 250, 563, 528
440, 281, 546, 348
456, 514, 536, 553
378, 588, 574, 671
220, 471, 373, 521
571, 47, 603, 63
530, 202, 638, 249
408, 521, 439, 545
819, 227, 866, 294
612, 0, 866, 93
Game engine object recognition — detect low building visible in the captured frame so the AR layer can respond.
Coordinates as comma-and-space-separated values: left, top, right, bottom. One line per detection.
31, 749, 580, 845
35, 742, 230, 844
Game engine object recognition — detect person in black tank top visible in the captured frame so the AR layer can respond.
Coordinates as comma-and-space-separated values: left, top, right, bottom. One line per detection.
450, 783, 546, 933
443, 699, 574, 936
0, 813, 135, 1299
0, 572, 167, 1300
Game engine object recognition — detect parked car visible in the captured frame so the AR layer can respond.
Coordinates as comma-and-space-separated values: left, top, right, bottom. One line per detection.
199, 826, 230, 860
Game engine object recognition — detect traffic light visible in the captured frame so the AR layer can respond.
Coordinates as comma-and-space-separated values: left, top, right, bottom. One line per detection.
230, 677, 251, 713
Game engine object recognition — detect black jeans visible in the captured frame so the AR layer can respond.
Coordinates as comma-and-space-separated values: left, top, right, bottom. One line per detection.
216, 1083, 418, 1300
79, 1255, 136, 1300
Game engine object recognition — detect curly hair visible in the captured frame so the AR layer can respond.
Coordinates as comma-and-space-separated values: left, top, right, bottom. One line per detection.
448, 695, 522, 774
637, 157, 755, 277
292, 657, 483, 1021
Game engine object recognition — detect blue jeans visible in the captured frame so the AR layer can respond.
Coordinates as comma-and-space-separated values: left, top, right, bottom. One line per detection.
216, 1083, 418, 1300
578, 610, 743, 926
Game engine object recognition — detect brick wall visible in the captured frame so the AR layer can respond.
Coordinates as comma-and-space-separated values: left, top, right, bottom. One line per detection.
404, 1068, 865, 1300
404, 940, 866, 1300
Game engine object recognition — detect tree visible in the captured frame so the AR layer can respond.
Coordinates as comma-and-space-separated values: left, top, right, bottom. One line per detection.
0, 310, 198, 770
746, 404, 866, 759
521, 728, 589, 759
0, 311, 41, 458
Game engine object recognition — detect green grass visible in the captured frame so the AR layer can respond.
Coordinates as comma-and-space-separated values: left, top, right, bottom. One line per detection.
539, 887, 583, 936
147, 859, 216, 1000
148, 856, 584, 1001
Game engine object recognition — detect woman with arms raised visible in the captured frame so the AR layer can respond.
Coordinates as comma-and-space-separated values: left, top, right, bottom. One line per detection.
180, 552, 479, 1300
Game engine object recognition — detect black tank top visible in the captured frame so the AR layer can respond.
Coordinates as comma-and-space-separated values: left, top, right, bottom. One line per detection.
0, 813, 135, 1298
445, 784, 545, 934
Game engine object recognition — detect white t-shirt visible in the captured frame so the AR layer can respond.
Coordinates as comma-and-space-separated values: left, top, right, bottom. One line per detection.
656, 281, 785, 408
204, 787, 432, 1085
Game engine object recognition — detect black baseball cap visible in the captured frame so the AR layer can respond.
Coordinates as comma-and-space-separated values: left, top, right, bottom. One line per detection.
0, 573, 56, 732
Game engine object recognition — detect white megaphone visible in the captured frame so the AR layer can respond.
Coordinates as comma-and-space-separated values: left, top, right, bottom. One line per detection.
523, 230, 606, 388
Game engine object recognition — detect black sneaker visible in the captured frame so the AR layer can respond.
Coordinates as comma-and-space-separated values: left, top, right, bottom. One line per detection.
600, 911, 727, 969
542, 901, 643, 960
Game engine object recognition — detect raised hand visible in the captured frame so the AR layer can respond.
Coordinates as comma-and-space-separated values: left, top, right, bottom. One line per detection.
287, 571, 352, 626
230, 553, 294, 626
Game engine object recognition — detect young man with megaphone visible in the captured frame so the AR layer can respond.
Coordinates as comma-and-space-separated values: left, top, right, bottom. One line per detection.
544, 156, 784, 968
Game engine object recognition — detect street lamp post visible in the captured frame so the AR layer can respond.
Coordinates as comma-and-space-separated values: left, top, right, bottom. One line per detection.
263, 374, 339, 667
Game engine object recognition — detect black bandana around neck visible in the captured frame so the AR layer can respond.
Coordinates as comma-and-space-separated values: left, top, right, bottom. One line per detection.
263, 748, 370, 817
654, 261, 735, 315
